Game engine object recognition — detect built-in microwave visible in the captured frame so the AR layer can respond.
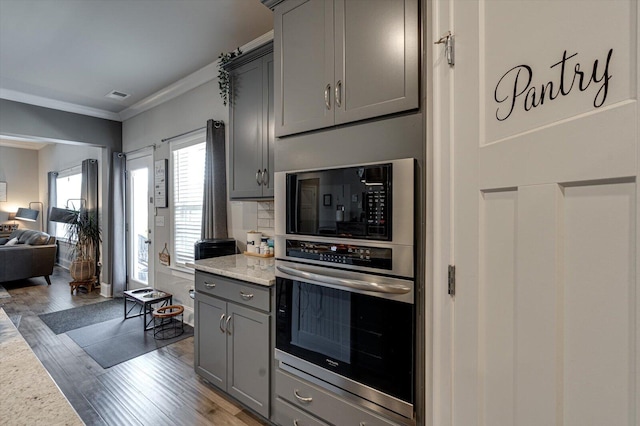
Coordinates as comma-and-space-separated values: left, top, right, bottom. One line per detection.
274, 158, 415, 279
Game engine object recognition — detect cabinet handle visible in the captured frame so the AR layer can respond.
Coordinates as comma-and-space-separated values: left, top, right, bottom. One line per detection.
240, 291, 254, 300
293, 389, 313, 404
262, 168, 268, 186
204, 282, 216, 288
293, 421, 300, 426
219, 314, 226, 333
225, 315, 232, 335
256, 170, 263, 186
324, 84, 331, 110
335, 80, 342, 108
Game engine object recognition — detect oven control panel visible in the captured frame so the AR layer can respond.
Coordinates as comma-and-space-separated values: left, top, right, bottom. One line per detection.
285, 239, 392, 270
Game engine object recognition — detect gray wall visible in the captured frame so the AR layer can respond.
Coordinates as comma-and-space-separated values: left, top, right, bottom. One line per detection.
0, 99, 122, 150
275, 112, 424, 171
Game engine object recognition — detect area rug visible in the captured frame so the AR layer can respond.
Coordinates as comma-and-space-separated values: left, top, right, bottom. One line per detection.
39, 299, 123, 334
0, 284, 10, 299
66, 315, 193, 368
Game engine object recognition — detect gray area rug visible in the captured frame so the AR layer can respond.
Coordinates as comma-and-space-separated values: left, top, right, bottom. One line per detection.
0, 284, 10, 299
39, 299, 123, 334
66, 316, 193, 368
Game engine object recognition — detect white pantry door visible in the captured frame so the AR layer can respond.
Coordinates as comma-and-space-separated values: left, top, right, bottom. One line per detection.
444, 1, 639, 425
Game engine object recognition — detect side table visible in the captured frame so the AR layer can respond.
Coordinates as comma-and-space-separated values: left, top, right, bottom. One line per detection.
123, 288, 173, 331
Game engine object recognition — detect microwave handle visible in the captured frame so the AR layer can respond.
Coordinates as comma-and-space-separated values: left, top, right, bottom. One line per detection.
276, 265, 411, 294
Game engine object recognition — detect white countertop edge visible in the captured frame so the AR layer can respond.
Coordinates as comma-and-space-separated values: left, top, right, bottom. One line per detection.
185, 254, 275, 287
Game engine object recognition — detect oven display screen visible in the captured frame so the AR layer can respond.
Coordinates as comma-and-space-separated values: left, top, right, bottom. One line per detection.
285, 239, 392, 270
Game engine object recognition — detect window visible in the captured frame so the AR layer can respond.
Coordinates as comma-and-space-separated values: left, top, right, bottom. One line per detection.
171, 133, 206, 266
55, 170, 82, 239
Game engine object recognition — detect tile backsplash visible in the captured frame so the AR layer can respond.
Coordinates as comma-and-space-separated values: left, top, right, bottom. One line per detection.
257, 201, 275, 232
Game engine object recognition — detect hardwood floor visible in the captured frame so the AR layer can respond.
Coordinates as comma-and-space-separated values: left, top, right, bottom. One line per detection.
0, 267, 270, 426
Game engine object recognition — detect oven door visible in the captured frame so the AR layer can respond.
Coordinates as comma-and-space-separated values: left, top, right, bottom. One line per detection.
275, 261, 415, 418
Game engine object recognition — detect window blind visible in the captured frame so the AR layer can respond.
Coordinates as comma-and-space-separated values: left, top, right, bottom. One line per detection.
172, 141, 206, 265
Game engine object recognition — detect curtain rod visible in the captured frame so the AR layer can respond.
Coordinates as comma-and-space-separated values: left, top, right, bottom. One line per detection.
124, 144, 156, 156
161, 126, 206, 143
161, 120, 223, 144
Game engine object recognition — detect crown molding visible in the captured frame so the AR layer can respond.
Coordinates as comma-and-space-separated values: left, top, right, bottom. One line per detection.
0, 88, 122, 121
119, 30, 274, 121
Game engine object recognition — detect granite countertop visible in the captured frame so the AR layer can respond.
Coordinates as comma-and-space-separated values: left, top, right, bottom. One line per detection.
0, 308, 84, 425
186, 253, 276, 286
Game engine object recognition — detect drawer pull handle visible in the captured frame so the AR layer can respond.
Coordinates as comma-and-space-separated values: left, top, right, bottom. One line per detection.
219, 314, 226, 332
293, 389, 313, 403
204, 282, 216, 288
240, 292, 254, 300
293, 420, 300, 426
225, 315, 232, 335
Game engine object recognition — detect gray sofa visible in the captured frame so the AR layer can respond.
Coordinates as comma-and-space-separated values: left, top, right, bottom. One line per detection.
0, 229, 57, 285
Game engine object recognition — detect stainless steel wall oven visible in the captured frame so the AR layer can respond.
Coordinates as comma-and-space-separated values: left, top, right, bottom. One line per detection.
274, 159, 416, 422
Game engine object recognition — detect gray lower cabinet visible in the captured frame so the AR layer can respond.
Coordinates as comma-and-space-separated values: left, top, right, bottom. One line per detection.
272, 0, 419, 137
194, 272, 271, 418
228, 43, 274, 199
274, 369, 403, 426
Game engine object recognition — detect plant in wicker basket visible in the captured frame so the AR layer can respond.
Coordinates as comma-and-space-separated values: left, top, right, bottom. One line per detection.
66, 209, 102, 282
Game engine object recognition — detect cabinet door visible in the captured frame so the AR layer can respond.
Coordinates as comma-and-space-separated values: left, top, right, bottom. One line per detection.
274, 0, 334, 137
262, 53, 275, 197
227, 302, 270, 418
334, 0, 419, 125
194, 293, 228, 390
229, 59, 264, 199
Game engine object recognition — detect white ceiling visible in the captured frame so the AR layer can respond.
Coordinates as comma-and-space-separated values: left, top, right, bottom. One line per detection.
0, 0, 273, 123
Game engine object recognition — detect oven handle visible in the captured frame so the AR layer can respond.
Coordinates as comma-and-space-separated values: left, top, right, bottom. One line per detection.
276, 265, 411, 294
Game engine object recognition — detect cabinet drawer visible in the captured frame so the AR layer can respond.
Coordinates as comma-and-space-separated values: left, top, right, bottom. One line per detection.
274, 397, 329, 426
275, 370, 403, 426
195, 272, 270, 311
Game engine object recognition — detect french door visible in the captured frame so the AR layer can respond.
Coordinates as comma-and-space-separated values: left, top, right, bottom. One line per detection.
126, 154, 154, 289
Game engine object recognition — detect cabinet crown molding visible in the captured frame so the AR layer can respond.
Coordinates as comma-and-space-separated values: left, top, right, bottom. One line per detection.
224, 41, 274, 71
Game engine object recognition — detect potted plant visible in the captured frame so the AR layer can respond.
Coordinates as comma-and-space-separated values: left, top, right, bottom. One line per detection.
66, 209, 101, 282
217, 47, 242, 106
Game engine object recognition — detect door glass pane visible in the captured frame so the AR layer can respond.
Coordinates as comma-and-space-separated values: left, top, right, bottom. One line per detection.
131, 167, 148, 284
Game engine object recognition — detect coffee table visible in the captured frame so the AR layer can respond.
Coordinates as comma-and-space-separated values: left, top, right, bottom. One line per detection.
124, 288, 173, 331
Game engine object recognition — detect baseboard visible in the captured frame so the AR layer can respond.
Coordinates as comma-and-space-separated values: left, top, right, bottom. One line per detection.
182, 305, 194, 327
100, 282, 112, 298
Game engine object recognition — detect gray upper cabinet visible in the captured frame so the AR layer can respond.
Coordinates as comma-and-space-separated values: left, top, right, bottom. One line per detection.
229, 44, 274, 199
273, 0, 419, 137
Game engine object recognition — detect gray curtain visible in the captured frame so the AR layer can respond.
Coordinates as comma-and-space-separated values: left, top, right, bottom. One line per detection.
47, 171, 58, 235
81, 159, 99, 279
110, 153, 126, 297
201, 119, 228, 239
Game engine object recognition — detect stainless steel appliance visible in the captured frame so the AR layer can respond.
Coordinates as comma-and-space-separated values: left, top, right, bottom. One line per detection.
274, 159, 416, 422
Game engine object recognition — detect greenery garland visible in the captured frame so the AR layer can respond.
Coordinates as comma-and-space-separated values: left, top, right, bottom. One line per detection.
217, 47, 242, 106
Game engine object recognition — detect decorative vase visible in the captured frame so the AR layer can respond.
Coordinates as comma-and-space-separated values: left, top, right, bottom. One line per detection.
70, 258, 94, 281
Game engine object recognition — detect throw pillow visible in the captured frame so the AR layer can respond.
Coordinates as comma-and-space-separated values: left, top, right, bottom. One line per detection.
26, 233, 50, 246
5, 237, 19, 246
0, 238, 8, 245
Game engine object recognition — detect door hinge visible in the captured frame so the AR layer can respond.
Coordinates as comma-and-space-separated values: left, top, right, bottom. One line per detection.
435, 31, 455, 66
448, 265, 456, 296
